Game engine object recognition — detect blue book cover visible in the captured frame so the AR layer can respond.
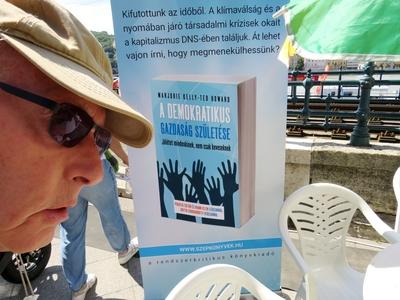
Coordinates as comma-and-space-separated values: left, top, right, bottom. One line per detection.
152, 75, 256, 228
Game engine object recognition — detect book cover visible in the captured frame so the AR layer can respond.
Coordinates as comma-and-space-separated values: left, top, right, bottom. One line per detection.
152, 74, 256, 228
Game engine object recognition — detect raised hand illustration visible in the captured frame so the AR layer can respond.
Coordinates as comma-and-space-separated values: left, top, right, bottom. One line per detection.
162, 159, 193, 221
218, 160, 239, 198
217, 160, 239, 227
202, 176, 224, 225
176, 184, 197, 222
185, 184, 198, 203
205, 176, 223, 206
157, 161, 168, 217
162, 159, 186, 201
185, 160, 209, 205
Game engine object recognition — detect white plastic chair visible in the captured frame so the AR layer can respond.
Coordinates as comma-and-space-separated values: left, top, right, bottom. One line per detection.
279, 183, 400, 300
393, 167, 400, 232
166, 264, 284, 300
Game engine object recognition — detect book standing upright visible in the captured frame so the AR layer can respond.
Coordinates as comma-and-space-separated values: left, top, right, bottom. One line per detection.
152, 75, 256, 228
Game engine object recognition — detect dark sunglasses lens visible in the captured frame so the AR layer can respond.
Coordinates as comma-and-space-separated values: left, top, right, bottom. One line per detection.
94, 126, 111, 154
48, 104, 93, 147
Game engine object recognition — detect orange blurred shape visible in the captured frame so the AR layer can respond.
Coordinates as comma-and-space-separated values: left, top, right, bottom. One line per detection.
316, 65, 330, 94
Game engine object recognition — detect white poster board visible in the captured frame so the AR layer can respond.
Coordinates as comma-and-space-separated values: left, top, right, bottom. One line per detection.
111, 1, 287, 298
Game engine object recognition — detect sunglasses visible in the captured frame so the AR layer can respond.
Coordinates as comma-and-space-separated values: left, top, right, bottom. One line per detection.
0, 81, 111, 155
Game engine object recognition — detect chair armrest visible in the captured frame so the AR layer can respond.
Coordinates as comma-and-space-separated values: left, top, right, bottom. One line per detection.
359, 200, 400, 244
382, 230, 400, 244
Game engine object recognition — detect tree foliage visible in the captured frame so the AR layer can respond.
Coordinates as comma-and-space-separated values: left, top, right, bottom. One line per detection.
91, 31, 118, 75
295, 56, 304, 71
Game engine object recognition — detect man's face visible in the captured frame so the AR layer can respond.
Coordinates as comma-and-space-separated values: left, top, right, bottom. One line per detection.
0, 43, 105, 252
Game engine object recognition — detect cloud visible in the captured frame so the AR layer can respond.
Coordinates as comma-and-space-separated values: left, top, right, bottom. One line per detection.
55, 0, 114, 33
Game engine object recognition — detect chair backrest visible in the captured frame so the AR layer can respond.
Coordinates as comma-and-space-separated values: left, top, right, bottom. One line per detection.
166, 264, 284, 300
393, 167, 400, 232
280, 183, 364, 269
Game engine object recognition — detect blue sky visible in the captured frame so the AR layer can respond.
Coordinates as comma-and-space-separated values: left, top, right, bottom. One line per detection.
56, 0, 114, 33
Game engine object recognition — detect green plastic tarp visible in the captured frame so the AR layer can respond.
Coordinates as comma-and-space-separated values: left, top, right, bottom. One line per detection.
275, 0, 400, 61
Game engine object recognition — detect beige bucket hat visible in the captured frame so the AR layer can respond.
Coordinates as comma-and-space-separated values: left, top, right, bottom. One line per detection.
0, 0, 153, 148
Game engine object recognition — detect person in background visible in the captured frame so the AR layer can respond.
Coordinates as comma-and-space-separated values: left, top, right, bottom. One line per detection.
0, 0, 152, 292
60, 139, 139, 300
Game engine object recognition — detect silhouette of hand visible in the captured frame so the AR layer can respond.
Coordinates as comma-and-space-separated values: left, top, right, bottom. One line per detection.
176, 183, 196, 222
157, 161, 165, 195
205, 176, 223, 205
185, 160, 208, 204
185, 160, 205, 189
184, 184, 198, 203
157, 161, 167, 217
162, 159, 186, 199
218, 160, 239, 197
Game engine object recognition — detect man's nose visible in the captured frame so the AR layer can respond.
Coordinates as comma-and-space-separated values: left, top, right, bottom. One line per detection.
69, 133, 105, 186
